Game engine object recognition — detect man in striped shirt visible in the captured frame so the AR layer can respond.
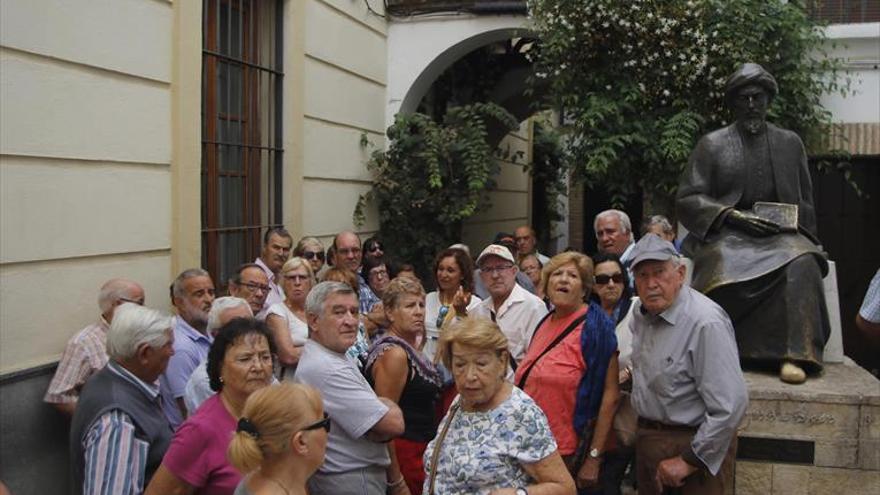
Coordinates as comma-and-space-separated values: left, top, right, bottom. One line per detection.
44, 278, 145, 416
70, 303, 175, 495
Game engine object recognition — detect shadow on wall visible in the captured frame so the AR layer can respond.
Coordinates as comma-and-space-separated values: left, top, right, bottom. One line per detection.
0, 365, 71, 494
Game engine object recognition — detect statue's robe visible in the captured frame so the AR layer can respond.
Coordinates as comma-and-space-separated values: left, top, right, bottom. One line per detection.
676, 123, 830, 373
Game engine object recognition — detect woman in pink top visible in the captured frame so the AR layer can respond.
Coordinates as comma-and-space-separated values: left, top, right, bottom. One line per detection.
146, 318, 275, 495
515, 252, 619, 494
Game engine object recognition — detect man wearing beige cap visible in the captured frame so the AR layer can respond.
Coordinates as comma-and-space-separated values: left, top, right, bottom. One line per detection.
628, 234, 747, 495
471, 244, 548, 365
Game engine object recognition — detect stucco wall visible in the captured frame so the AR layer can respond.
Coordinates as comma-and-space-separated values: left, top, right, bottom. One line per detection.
0, 0, 175, 374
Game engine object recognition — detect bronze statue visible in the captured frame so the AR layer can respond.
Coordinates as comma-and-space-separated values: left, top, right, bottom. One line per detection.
676, 63, 830, 384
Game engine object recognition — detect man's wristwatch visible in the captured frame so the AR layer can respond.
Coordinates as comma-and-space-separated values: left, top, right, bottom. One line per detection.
588, 447, 603, 459
515, 489, 528, 495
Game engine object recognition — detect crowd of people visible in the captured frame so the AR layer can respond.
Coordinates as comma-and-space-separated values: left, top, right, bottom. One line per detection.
49, 207, 753, 495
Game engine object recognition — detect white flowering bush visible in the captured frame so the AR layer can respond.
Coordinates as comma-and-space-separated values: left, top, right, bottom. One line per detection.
528, 0, 850, 205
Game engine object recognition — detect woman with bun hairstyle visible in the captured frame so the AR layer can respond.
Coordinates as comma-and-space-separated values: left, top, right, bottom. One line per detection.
228, 383, 329, 495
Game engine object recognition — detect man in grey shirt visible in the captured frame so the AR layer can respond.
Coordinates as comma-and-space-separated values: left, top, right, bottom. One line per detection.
628, 234, 748, 494
294, 281, 404, 494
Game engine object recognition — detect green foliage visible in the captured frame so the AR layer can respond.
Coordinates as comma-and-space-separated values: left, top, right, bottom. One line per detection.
355, 102, 519, 278
527, 123, 568, 229
528, 0, 853, 208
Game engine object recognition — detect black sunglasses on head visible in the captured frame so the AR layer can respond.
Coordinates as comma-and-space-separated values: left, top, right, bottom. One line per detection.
301, 412, 331, 433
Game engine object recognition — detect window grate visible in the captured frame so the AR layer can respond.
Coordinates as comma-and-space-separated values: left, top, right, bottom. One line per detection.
201, 0, 284, 287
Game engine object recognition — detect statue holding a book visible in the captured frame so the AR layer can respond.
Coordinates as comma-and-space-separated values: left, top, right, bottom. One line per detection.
676, 63, 830, 384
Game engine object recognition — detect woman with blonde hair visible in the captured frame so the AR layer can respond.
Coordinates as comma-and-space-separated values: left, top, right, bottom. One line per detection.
266, 257, 315, 379
425, 317, 575, 494
228, 383, 329, 495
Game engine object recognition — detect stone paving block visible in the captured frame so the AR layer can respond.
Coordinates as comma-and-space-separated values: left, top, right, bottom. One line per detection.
735, 461, 772, 495
806, 466, 880, 494
814, 437, 858, 468
770, 465, 810, 495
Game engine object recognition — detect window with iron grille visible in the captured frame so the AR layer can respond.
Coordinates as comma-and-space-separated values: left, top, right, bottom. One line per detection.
202, 0, 284, 287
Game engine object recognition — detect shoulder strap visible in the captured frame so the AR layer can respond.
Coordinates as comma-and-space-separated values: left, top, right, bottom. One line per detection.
427, 401, 459, 495
516, 312, 587, 389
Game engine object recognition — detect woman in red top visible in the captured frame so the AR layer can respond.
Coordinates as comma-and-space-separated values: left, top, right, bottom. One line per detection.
515, 252, 619, 494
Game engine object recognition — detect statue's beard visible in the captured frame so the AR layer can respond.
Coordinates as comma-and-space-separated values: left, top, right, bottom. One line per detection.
740, 117, 766, 135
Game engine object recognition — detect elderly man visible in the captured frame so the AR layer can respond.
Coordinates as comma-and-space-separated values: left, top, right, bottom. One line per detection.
595, 210, 635, 260
182, 297, 254, 413
45, 278, 145, 416
159, 268, 215, 428
677, 63, 830, 384
254, 227, 292, 315
332, 230, 383, 315
473, 234, 537, 299
471, 244, 548, 365
294, 281, 404, 494
515, 225, 550, 264
628, 235, 747, 495
70, 303, 175, 495
228, 263, 271, 319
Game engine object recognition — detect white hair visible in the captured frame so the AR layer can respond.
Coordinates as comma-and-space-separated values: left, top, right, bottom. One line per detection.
207, 297, 252, 334
594, 209, 634, 242
98, 278, 141, 314
171, 268, 211, 299
106, 303, 173, 361
305, 281, 355, 317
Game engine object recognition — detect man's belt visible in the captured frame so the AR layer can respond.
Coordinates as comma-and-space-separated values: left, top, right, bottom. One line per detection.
637, 417, 697, 432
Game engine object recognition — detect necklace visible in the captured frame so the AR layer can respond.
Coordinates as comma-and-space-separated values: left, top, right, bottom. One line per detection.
266, 476, 291, 495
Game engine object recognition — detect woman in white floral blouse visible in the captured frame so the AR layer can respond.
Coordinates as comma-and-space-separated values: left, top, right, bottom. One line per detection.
424, 318, 575, 495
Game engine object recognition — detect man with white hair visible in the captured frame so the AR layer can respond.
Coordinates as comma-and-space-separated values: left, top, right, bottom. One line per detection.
295, 281, 404, 494
159, 268, 216, 428
595, 209, 636, 261
182, 297, 254, 412
44, 278, 145, 416
70, 303, 175, 495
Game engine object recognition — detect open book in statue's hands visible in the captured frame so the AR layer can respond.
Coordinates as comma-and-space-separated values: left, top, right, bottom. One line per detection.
752, 202, 799, 232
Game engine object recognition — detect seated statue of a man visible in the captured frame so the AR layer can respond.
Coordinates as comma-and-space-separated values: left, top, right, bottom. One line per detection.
676, 62, 830, 384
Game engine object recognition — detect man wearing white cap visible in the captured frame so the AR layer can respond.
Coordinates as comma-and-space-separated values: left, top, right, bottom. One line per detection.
471, 244, 548, 366
628, 234, 747, 495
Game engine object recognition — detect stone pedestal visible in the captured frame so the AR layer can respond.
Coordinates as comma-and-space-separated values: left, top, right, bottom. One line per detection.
735, 359, 880, 494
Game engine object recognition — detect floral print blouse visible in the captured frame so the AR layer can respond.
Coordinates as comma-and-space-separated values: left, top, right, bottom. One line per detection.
423, 387, 557, 494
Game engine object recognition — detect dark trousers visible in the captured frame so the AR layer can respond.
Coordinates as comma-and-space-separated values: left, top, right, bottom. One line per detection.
635, 425, 736, 495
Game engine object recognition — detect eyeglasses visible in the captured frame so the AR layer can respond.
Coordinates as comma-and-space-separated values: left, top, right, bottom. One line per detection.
302, 251, 325, 261
118, 297, 145, 306
301, 412, 331, 433
436, 304, 450, 329
595, 273, 624, 285
369, 268, 388, 279
239, 281, 271, 293
482, 264, 514, 276
367, 244, 384, 253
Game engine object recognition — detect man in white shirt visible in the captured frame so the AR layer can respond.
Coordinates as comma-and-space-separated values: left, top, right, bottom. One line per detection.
471, 244, 548, 366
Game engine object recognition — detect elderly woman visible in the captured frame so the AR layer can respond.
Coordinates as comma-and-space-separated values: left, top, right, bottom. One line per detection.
425, 318, 575, 495
228, 383, 329, 495
366, 278, 440, 495
424, 248, 480, 362
362, 255, 392, 301
514, 252, 619, 494
293, 236, 326, 276
266, 257, 314, 379
590, 253, 632, 325
146, 319, 275, 495
519, 253, 545, 300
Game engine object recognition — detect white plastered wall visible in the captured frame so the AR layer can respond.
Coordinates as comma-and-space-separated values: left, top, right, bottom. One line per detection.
0, 0, 175, 373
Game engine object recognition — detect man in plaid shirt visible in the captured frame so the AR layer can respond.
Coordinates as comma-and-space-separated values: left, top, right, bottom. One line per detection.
44, 278, 145, 416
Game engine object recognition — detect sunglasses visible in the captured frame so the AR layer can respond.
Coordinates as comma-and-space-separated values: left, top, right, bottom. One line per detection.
595, 273, 624, 285
302, 251, 325, 261
367, 244, 384, 253
436, 304, 450, 329
301, 412, 331, 433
